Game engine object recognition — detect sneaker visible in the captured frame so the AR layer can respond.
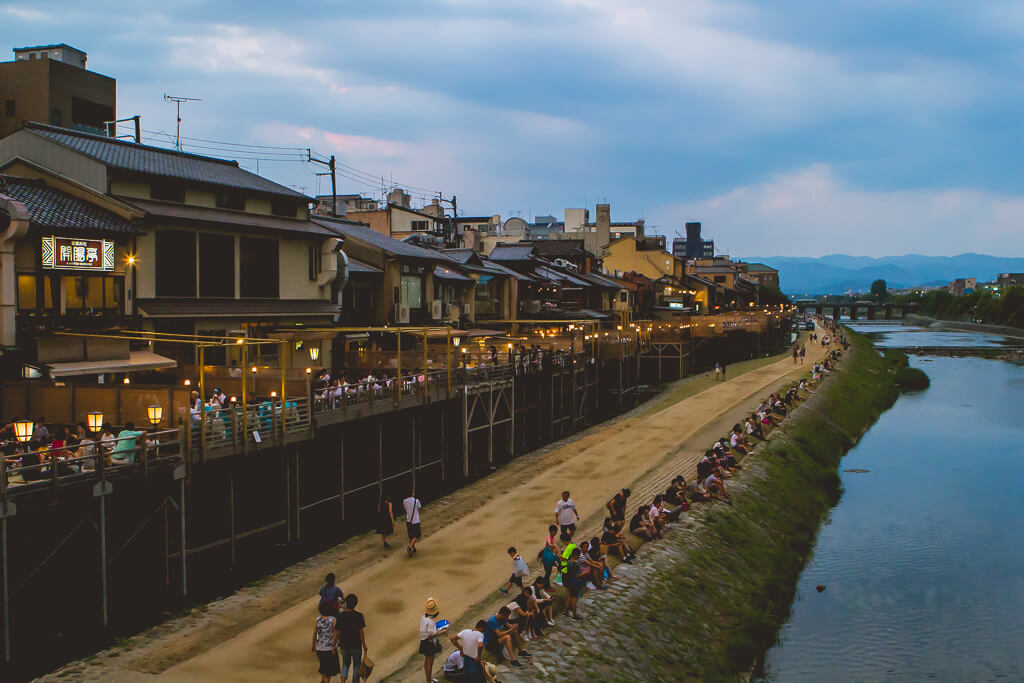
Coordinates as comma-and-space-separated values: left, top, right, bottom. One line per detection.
547, 620, 556, 626
571, 615, 582, 621
407, 546, 413, 556
586, 582, 597, 591
518, 650, 532, 658
383, 541, 391, 549
499, 588, 508, 594
510, 660, 523, 669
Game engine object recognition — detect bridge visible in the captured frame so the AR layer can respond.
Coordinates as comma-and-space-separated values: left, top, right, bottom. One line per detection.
794, 301, 919, 320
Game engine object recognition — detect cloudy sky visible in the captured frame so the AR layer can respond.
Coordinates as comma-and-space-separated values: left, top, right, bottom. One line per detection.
4, 0, 1024, 256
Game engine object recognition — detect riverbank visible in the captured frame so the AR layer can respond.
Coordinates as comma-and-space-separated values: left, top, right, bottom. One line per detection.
499, 330, 899, 681
904, 313, 1024, 341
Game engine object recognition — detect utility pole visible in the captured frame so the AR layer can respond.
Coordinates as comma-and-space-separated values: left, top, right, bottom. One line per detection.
163, 95, 201, 150
307, 151, 337, 216
436, 194, 458, 247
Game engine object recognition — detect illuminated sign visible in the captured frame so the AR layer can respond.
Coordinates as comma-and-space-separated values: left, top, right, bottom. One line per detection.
41, 236, 115, 271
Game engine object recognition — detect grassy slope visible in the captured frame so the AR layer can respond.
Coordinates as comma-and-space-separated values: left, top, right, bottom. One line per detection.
597, 331, 899, 681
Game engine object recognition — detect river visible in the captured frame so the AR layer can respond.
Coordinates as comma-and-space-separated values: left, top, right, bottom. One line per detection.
759, 321, 1024, 681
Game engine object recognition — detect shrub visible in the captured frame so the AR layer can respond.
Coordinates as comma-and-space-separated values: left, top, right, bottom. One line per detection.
883, 349, 909, 369
894, 366, 930, 391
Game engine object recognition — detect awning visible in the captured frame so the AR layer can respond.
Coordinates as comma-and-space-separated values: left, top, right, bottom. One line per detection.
433, 265, 474, 283
137, 298, 340, 318
47, 350, 178, 378
348, 258, 383, 274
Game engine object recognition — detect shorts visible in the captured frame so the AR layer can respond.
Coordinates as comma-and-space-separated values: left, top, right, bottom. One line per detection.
508, 574, 524, 587
406, 522, 422, 539
565, 580, 583, 598
559, 523, 576, 535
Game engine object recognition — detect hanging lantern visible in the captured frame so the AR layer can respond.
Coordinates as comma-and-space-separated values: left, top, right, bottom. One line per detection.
147, 404, 163, 427
87, 411, 104, 433
309, 346, 320, 362
13, 419, 34, 443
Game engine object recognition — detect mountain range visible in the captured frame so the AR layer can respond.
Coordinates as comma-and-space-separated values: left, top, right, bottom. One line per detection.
737, 253, 1024, 296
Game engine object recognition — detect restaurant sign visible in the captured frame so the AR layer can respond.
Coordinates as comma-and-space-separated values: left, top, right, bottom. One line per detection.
41, 236, 115, 271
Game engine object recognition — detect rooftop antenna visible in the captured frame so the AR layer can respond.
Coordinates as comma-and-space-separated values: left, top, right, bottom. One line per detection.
163, 94, 201, 150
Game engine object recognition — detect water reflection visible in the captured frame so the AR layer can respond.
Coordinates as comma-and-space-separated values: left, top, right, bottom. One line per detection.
760, 348, 1024, 681
844, 320, 1018, 349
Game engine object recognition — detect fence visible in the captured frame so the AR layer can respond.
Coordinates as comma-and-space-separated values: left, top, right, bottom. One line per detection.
190, 397, 312, 456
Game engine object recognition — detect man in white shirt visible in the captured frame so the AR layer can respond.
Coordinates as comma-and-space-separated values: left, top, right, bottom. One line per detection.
451, 621, 492, 682
403, 488, 422, 556
554, 490, 579, 539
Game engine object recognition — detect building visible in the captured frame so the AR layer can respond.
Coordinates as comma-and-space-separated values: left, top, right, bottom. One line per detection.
740, 262, 780, 290
345, 189, 447, 244
995, 272, 1019, 288
312, 193, 378, 216
0, 122, 346, 372
1, 45, 115, 138
671, 221, 714, 259
948, 277, 977, 297
563, 203, 644, 255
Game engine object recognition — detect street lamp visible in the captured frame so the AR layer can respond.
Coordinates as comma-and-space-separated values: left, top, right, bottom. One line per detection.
147, 404, 163, 429
87, 411, 104, 433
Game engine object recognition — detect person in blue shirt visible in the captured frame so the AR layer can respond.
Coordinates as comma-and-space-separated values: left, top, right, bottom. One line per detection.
482, 607, 530, 669
110, 423, 145, 464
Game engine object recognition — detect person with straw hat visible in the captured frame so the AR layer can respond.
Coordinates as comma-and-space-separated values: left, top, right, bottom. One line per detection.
420, 597, 446, 683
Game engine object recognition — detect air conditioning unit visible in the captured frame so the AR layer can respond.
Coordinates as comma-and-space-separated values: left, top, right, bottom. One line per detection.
394, 304, 410, 324
446, 303, 460, 320
431, 299, 443, 319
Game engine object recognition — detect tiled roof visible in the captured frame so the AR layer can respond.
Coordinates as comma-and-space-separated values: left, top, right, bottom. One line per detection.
528, 239, 589, 258
440, 248, 482, 265
578, 272, 624, 290
313, 216, 454, 263
124, 197, 336, 237
695, 266, 737, 274
433, 265, 474, 282
479, 259, 535, 282
347, 258, 382, 274
743, 262, 778, 272
23, 122, 308, 199
488, 243, 536, 261
0, 174, 138, 234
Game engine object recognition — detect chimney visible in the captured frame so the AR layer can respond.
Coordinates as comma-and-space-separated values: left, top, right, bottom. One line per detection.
596, 203, 611, 247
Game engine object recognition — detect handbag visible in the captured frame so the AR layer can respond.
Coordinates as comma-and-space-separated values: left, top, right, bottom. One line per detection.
358, 653, 375, 679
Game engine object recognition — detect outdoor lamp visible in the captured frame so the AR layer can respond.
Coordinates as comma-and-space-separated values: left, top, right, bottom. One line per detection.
452, 336, 460, 347
305, 367, 312, 375
13, 419, 34, 443
147, 404, 163, 427
250, 366, 258, 373
309, 345, 320, 362
87, 411, 104, 433
230, 396, 238, 403
123, 377, 131, 384
184, 379, 191, 386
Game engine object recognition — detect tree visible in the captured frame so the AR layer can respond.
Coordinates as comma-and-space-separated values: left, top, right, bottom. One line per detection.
870, 279, 888, 302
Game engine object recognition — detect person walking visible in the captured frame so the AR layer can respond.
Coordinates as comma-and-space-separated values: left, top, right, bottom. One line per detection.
404, 488, 423, 556
554, 490, 580, 539
319, 573, 344, 618
714, 362, 722, 380
720, 360, 727, 380
799, 345, 806, 364
378, 494, 394, 549
312, 605, 341, 683
419, 597, 445, 683
336, 594, 367, 683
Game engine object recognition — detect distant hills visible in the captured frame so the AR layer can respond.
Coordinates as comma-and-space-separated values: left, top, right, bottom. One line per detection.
737, 253, 1024, 296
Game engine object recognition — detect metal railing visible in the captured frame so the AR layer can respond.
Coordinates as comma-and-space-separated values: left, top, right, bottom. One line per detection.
312, 370, 450, 415
191, 397, 312, 454
1, 427, 183, 501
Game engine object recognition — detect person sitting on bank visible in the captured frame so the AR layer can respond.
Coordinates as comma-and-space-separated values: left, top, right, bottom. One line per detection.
688, 477, 712, 503
704, 472, 730, 501
450, 620, 489, 682
629, 505, 658, 541
600, 517, 634, 562
587, 535, 616, 584
531, 578, 556, 627
730, 425, 751, 455
577, 540, 607, 590
483, 606, 531, 668
110, 423, 145, 464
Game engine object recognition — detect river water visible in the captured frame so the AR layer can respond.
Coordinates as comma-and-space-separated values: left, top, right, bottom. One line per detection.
759, 321, 1024, 682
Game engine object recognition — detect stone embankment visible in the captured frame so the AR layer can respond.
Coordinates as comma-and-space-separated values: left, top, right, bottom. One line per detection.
500, 331, 899, 681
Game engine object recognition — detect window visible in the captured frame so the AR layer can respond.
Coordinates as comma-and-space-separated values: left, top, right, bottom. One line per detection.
155, 230, 197, 297
270, 197, 297, 217
63, 276, 123, 309
239, 236, 279, 298
411, 220, 428, 231
17, 274, 36, 310
28, 53, 35, 60
619, 291, 627, 302
151, 179, 186, 203
4, 100, 13, 118
308, 244, 321, 281
199, 233, 235, 297
215, 192, 245, 210
400, 275, 422, 309
714, 275, 727, 283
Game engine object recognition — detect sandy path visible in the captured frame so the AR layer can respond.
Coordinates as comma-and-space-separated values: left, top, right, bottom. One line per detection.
163, 333, 827, 682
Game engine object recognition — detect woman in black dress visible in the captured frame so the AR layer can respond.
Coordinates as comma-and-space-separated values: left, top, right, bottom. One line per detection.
377, 494, 394, 549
